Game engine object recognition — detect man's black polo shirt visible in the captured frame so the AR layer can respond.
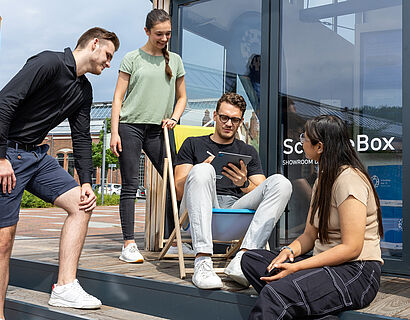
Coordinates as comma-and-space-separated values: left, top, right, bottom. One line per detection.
0, 48, 93, 184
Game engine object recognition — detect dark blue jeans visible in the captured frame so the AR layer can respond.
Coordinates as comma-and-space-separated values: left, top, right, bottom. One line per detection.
118, 123, 167, 240
241, 249, 381, 320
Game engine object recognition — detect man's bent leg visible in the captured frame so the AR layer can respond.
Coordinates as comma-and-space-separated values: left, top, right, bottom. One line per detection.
182, 163, 219, 256
181, 163, 222, 289
49, 186, 101, 309
224, 175, 291, 286
0, 147, 38, 318
53, 186, 91, 285
0, 224, 16, 319
233, 174, 292, 250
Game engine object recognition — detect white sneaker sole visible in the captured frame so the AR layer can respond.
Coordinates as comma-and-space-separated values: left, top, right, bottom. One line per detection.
192, 279, 223, 290
225, 272, 250, 288
119, 255, 144, 263
48, 298, 101, 309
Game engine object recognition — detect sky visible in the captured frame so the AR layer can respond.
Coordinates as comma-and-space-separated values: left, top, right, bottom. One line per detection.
0, 0, 152, 102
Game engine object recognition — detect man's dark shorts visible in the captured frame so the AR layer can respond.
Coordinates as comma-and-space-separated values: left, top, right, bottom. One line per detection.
0, 144, 79, 228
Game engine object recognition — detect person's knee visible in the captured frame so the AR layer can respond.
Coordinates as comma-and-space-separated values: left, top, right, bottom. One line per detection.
240, 251, 255, 277
120, 182, 139, 194
241, 250, 266, 275
265, 174, 292, 200
0, 241, 13, 256
55, 187, 92, 218
186, 163, 215, 185
241, 251, 253, 270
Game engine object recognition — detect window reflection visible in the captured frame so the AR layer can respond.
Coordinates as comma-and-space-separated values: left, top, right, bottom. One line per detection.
280, 0, 402, 258
56, 153, 64, 168
67, 153, 75, 177
179, 0, 261, 149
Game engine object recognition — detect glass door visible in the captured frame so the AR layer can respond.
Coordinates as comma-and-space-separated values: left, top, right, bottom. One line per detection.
174, 0, 262, 148
278, 0, 408, 274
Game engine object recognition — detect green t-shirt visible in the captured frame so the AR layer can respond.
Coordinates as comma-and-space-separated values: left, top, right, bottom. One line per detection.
119, 48, 185, 124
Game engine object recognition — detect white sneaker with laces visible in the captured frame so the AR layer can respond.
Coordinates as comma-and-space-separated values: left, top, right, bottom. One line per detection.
119, 243, 144, 263
192, 258, 223, 290
167, 243, 194, 255
48, 279, 102, 309
224, 250, 250, 287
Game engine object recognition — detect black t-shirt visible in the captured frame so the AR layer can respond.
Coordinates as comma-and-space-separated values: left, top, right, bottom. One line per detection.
175, 135, 264, 198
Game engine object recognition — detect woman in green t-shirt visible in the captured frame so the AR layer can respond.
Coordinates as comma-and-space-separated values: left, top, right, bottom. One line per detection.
110, 9, 187, 263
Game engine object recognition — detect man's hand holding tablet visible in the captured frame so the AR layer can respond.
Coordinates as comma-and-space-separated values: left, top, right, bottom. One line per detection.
210, 152, 252, 187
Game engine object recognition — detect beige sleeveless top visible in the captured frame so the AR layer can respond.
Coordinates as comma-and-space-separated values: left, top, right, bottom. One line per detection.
312, 167, 383, 264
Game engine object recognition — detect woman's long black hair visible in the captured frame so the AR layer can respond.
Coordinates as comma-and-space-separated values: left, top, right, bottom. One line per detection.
306, 115, 383, 243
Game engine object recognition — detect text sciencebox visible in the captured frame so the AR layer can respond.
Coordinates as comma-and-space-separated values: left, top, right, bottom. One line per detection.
368, 165, 402, 251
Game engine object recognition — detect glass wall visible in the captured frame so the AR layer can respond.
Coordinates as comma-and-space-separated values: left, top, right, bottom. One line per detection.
56, 153, 65, 169
279, 0, 403, 259
67, 153, 75, 177
178, 0, 262, 148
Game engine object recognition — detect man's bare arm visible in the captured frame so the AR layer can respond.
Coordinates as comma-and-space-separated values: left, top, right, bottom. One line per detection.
174, 163, 193, 201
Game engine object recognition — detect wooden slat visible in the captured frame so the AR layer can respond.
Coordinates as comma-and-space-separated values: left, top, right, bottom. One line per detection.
158, 158, 168, 249
144, 160, 153, 250
163, 127, 186, 278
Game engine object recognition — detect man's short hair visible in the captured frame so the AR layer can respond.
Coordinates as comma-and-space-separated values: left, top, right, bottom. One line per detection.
76, 27, 120, 51
216, 92, 247, 117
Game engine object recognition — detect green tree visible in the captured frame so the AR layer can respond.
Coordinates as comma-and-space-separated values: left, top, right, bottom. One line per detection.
92, 118, 119, 170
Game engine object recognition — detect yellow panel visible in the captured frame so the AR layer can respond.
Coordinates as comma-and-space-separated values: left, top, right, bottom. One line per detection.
173, 125, 215, 153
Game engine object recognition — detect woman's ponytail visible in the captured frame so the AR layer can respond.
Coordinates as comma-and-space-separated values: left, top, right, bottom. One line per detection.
162, 47, 173, 80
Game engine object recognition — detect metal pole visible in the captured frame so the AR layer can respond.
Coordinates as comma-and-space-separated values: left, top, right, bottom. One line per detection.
50, 134, 54, 157
101, 119, 107, 205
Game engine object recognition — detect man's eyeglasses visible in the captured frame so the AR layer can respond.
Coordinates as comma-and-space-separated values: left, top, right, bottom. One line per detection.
217, 113, 242, 125
300, 132, 306, 143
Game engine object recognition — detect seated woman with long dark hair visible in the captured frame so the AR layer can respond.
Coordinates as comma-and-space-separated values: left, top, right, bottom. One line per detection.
241, 115, 383, 319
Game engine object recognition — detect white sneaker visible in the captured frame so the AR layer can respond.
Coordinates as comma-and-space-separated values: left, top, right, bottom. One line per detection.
48, 279, 102, 309
167, 243, 194, 255
192, 258, 223, 290
119, 243, 144, 263
224, 251, 250, 287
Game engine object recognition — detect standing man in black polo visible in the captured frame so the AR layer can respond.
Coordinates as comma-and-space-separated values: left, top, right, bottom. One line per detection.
0, 27, 119, 317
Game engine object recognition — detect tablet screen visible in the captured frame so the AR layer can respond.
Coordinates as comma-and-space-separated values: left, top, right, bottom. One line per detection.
210, 151, 252, 179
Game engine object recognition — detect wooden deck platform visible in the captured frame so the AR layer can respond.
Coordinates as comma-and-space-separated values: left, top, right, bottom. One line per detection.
9, 205, 410, 319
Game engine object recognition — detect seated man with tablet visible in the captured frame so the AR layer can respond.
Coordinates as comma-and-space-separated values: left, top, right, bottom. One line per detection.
174, 92, 292, 289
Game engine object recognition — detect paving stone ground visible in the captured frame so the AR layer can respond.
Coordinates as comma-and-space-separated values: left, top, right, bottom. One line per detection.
16, 202, 145, 239
8, 201, 410, 320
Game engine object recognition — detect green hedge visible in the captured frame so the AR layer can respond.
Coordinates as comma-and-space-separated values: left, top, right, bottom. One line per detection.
21, 191, 53, 208
20, 190, 122, 208
95, 192, 121, 206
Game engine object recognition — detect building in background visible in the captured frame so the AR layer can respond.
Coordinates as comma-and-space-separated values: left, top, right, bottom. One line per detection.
41, 102, 121, 186
158, 0, 408, 276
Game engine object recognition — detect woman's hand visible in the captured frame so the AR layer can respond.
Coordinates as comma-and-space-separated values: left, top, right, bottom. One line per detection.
110, 132, 122, 157
162, 118, 178, 129
260, 262, 298, 283
267, 247, 295, 272
259, 247, 296, 283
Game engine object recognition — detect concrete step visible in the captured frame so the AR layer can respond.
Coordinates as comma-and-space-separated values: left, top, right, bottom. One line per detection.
9, 258, 404, 320
6, 285, 168, 320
